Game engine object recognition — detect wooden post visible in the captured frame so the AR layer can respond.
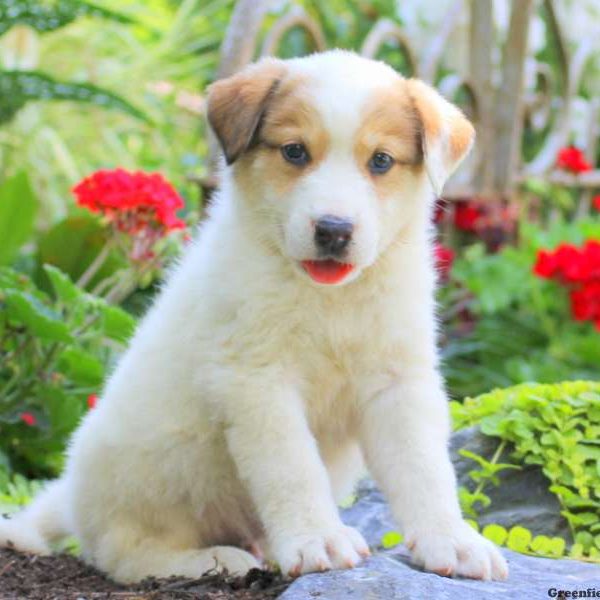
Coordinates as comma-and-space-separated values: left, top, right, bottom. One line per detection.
468, 0, 494, 195
492, 0, 534, 197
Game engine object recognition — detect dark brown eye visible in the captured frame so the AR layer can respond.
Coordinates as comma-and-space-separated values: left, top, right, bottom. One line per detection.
369, 152, 394, 174
281, 143, 310, 166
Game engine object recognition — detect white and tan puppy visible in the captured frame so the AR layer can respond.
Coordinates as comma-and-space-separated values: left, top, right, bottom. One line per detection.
0, 50, 508, 583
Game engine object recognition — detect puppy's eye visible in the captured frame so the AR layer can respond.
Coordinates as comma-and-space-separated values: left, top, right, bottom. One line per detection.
281, 143, 310, 166
368, 152, 394, 174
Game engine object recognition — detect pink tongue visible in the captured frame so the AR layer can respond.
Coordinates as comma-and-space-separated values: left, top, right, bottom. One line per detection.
301, 260, 354, 284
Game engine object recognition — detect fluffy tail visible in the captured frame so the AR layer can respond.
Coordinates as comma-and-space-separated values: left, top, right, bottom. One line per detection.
0, 478, 69, 554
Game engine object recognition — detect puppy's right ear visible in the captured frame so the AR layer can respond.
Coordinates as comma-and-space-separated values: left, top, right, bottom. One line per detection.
207, 59, 286, 165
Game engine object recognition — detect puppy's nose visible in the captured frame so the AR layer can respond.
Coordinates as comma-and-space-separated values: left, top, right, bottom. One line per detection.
314, 215, 354, 256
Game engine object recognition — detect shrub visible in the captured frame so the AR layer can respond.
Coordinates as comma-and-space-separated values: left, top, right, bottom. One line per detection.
452, 381, 600, 560
0, 265, 135, 478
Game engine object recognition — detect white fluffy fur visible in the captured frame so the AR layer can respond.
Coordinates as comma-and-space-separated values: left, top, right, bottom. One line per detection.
0, 51, 508, 583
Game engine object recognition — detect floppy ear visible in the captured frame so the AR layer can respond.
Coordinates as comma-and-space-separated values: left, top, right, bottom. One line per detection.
406, 79, 475, 196
206, 59, 286, 165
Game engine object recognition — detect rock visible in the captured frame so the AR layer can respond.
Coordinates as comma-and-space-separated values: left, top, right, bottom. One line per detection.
280, 548, 600, 599
450, 427, 570, 539
280, 427, 596, 598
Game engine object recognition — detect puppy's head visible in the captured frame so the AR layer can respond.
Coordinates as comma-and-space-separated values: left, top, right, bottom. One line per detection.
207, 51, 474, 286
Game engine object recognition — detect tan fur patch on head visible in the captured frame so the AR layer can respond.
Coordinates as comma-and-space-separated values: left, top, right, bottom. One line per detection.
206, 59, 287, 165
235, 76, 329, 198
354, 81, 423, 198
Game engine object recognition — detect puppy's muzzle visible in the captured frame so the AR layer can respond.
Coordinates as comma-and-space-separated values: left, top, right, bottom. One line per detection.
314, 215, 353, 257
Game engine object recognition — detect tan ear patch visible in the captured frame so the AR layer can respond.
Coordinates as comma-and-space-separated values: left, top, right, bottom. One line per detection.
206, 60, 287, 165
406, 78, 474, 192
448, 114, 475, 166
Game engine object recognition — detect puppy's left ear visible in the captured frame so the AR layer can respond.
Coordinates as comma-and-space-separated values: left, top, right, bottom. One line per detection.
207, 59, 286, 165
406, 79, 475, 195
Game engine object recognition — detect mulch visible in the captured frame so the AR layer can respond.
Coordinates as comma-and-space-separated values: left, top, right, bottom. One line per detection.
0, 548, 291, 600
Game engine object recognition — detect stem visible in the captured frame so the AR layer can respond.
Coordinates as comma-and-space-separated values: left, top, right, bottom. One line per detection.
473, 440, 507, 499
76, 242, 112, 289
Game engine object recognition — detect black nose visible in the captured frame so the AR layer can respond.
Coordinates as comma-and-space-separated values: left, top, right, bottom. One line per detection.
314, 215, 354, 256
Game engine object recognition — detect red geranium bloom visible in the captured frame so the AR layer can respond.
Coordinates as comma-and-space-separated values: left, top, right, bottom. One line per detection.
593, 195, 600, 211
434, 243, 455, 281
87, 394, 98, 409
556, 146, 592, 174
533, 238, 600, 332
72, 169, 185, 235
20, 412, 36, 426
453, 201, 483, 232
570, 281, 600, 322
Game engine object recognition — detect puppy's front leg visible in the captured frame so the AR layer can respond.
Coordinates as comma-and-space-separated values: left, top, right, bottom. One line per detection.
223, 377, 369, 576
359, 369, 508, 581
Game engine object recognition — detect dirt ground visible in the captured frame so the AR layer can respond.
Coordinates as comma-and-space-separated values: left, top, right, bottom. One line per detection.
0, 548, 290, 600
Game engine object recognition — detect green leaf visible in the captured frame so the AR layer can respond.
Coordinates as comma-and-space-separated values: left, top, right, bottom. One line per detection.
4, 289, 71, 342
569, 543, 584, 559
482, 524, 508, 546
43, 264, 82, 303
0, 0, 135, 36
98, 304, 136, 343
36, 215, 124, 290
381, 531, 403, 549
0, 71, 149, 124
506, 526, 532, 553
57, 347, 104, 386
0, 172, 38, 264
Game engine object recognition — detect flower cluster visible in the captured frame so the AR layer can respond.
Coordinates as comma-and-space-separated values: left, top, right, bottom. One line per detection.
434, 243, 455, 281
556, 146, 593, 174
73, 169, 185, 236
594, 195, 600, 212
453, 200, 484, 232
534, 240, 600, 331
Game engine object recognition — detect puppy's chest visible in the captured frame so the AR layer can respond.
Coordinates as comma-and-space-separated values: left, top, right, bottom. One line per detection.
293, 309, 400, 422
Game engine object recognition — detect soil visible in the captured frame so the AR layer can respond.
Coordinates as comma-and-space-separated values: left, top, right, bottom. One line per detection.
0, 548, 291, 600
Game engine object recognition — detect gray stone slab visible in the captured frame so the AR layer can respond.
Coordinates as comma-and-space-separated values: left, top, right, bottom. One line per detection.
281, 548, 600, 599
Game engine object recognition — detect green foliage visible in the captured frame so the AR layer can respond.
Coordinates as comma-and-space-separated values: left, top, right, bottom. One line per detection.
0, 171, 38, 265
0, 0, 134, 36
381, 531, 403, 549
0, 472, 42, 514
452, 381, 600, 560
441, 216, 600, 398
0, 265, 136, 478
35, 214, 125, 290
0, 70, 148, 125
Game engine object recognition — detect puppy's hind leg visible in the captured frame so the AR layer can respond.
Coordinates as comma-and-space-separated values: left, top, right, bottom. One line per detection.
91, 526, 260, 583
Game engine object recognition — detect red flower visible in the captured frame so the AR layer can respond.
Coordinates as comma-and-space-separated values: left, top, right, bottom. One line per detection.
434, 243, 455, 281
20, 412, 36, 426
593, 195, 600, 211
72, 169, 185, 235
556, 146, 593, 174
453, 201, 484, 232
87, 394, 98, 409
533, 239, 600, 331
533, 249, 560, 279
570, 282, 600, 322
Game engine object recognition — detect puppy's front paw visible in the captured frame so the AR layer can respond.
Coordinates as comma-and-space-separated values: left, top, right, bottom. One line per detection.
273, 524, 370, 577
406, 521, 508, 581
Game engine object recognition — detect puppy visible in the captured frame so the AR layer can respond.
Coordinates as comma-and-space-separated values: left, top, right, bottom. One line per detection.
0, 50, 508, 583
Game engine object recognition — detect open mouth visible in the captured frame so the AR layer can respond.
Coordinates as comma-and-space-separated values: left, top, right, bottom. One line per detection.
301, 259, 355, 285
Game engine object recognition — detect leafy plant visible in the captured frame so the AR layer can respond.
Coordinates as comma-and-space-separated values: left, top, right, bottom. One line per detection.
0, 264, 136, 478
0, 0, 134, 36
452, 381, 600, 560
441, 216, 600, 398
0, 70, 148, 124
0, 1, 146, 126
